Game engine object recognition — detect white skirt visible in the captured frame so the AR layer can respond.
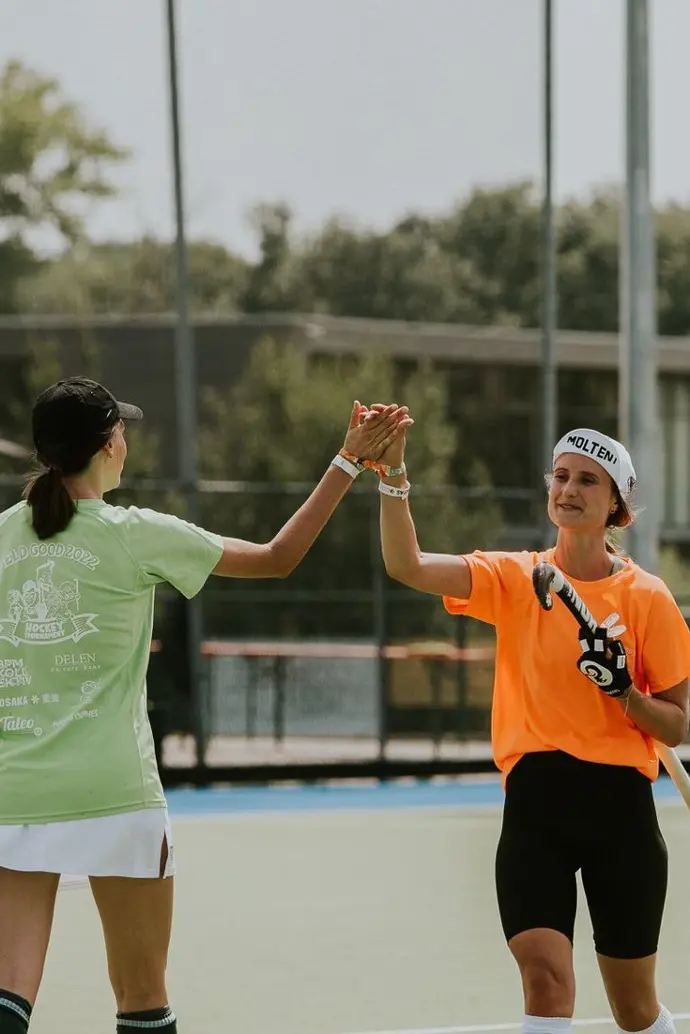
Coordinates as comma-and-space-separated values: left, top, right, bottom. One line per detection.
0, 807, 175, 880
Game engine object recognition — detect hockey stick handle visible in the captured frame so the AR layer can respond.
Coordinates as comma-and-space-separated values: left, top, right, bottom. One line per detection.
550, 572, 598, 637
656, 742, 690, 808
533, 562, 690, 809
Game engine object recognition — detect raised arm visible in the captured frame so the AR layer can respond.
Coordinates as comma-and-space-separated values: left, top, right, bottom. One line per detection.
374, 421, 471, 599
213, 402, 412, 579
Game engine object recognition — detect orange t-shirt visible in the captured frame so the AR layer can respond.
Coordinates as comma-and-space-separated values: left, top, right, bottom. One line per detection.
443, 549, 690, 783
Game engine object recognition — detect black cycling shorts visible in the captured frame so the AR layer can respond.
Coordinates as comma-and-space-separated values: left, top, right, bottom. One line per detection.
495, 750, 668, 959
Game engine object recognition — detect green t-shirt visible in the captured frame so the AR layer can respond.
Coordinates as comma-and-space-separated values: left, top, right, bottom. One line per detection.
0, 500, 223, 823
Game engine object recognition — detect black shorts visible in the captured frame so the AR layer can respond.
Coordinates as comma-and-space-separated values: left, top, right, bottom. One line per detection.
495, 750, 668, 959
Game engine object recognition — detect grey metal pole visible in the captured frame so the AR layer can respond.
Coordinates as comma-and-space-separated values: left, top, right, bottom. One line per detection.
371, 497, 388, 762
165, 0, 206, 765
541, 0, 557, 545
619, 0, 659, 571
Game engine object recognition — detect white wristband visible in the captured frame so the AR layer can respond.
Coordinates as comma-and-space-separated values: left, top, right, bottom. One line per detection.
378, 479, 410, 500
331, 453, 361, 480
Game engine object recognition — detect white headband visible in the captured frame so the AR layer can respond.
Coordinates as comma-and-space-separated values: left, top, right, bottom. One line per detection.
552, 428, 637, 500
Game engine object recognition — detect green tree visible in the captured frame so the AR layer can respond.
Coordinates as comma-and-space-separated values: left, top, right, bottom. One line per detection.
556, 190, 620, 332
232, 184, 690, 338
20, 237, 249, 315
19, 179, 690, 337
295, 213, 484, 323
0, 60, 127, 312
0, 336, 160, 486
237, 187, 542, 326
197, 337, 500, 640
656, 204, 690, 336
437, 181, 542, 325
240, 203, 307, 313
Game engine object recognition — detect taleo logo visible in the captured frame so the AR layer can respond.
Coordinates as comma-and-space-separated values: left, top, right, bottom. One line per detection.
566, 434, 618, 466
0, 714, 41, 734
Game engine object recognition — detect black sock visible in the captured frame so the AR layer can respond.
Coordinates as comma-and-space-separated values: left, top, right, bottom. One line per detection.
116, 1005, 177, 1031
0, 990, 32, 1033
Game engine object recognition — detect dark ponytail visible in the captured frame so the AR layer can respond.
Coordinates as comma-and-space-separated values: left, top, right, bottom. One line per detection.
23, 467, 77, 540
23, 431, 109, 539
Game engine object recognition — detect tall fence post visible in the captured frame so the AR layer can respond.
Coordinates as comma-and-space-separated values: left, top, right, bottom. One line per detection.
370, 492, 388, 762
165, 0, 206, 767
540, 0, 558, 544
619, 0, 659, 572
454, 618, 468, 739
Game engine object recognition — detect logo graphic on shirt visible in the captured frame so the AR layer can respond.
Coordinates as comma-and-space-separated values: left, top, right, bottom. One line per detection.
0, 560, 99, 647
52, 652, 99, 674
0, 542, 100, 573
52, 708, 99, 731
0, 659, 31, 688
579, 659, 613, 687
0, 714, 42, 736
80, 679, 101, 701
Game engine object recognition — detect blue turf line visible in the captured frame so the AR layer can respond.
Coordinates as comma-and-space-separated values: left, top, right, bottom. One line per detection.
166, 773, 681, 817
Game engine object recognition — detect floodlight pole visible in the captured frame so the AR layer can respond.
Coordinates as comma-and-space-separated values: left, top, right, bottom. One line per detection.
165, 0, 206, 766
540, 0, 557, 546
619, 0, 659, 571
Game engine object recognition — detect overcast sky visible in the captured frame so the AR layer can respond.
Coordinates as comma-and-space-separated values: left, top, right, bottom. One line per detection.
3, 0, 689, 257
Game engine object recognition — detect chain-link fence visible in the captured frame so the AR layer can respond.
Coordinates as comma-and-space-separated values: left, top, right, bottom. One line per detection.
0, 475, 511, 780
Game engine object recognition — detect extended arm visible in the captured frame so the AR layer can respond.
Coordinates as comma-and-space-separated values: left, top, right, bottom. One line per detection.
376, 428, 471, 598
214, 464, 357, 579
213, 402, 412, 579
379, 483, 471, 597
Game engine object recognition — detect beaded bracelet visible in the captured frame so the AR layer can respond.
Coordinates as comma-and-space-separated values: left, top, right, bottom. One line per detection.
363, 459, 407, 478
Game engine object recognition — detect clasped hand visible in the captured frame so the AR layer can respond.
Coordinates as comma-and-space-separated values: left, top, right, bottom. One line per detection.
342, 401, 413, 463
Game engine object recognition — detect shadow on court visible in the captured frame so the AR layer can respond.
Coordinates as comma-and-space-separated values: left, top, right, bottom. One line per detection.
35, 801, 690, 1034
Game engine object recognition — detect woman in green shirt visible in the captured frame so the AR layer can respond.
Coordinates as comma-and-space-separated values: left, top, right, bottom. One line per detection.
0, 377, 410, 1034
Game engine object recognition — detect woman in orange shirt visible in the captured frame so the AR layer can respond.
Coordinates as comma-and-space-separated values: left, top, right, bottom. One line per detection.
376, 422, 690, 1034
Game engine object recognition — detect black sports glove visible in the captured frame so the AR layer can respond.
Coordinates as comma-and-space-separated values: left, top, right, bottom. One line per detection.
577, 626, 632, 698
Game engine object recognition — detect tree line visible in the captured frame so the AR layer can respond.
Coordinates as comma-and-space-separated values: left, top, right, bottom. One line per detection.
4, 60, 690, 335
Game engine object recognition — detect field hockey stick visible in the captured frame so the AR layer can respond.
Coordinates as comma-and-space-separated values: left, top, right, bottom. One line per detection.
532, 561, 690, 809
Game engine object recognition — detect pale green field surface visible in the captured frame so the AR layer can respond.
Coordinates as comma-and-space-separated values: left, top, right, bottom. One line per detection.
33, 802, 690, 1034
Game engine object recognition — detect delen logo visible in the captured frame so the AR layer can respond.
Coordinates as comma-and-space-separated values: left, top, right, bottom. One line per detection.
52, 652, 99, 673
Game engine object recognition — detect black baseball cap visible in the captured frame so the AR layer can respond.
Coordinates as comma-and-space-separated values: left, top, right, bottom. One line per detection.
32, 377, 143, 456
